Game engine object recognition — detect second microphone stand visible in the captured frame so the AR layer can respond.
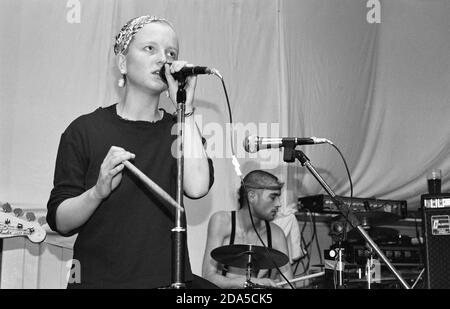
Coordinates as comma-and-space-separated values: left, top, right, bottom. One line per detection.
283, 144, 410, 289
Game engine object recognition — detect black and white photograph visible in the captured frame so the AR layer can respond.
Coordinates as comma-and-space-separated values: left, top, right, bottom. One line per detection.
0, 0, 449, 296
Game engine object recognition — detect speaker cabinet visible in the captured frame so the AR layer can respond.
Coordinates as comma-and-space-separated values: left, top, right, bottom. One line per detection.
421, 194, 450, 289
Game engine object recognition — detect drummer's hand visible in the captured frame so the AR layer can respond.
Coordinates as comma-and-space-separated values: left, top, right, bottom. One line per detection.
252, 278, 278, 288
92, 146, 135, 200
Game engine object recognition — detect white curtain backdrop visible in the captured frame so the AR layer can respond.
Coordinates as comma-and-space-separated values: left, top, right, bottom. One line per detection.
1, 0, 449, 275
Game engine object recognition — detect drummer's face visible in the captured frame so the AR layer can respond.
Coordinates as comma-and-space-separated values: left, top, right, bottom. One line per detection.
254, 189, 281, 220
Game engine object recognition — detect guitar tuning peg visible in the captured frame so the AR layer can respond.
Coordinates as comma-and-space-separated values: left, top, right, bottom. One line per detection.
38, 216, 47, 226
26, 212, 36, 222
2, 203, 12, 213
13, 208, 23, 217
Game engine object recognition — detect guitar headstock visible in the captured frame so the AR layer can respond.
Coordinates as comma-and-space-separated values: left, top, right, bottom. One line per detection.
1, 203, 47, 243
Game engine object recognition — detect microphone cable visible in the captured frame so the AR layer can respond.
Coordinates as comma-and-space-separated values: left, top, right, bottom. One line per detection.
328, 143, 354, 203
324, 142, 355, 288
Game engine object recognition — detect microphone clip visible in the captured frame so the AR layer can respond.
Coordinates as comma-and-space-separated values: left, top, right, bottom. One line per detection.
282, 141, 297, 163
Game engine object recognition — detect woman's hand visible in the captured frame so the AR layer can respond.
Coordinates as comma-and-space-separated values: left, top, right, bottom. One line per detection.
164, 61, 197, 111
92, 146, 135, 200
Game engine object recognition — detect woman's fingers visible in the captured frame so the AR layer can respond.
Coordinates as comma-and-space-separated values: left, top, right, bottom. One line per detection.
169, 61, 188, 73
109, 152, 135, 168
109, 163, 125, 176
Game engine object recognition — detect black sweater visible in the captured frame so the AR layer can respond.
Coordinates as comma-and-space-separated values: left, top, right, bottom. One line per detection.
47, 104, 214, 288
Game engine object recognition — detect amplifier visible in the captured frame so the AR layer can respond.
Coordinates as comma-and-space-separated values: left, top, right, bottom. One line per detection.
298, 194, 407, 218
421, 194, 450, 289
422, 193, 450, 209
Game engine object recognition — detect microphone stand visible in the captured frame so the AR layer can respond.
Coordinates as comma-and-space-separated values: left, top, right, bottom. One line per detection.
283, 144, 410, 289
123, 80, 188, 289
171, 79, 188, 289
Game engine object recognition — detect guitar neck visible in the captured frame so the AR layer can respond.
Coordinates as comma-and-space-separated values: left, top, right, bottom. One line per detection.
0, 212, 46, 243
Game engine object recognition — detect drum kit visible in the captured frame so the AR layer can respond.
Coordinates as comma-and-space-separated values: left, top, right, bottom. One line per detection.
209, 211, 421, 289
211, 244, 324, 289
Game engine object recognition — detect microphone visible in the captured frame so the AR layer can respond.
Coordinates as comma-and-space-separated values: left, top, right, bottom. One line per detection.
243, 135, 331, 153
159, 64, 213, 83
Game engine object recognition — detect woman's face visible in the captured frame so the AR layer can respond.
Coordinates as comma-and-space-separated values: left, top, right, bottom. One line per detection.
123, 22, 179, 93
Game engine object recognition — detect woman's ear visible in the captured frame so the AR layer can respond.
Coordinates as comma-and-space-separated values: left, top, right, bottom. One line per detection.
116, 53, 127, 75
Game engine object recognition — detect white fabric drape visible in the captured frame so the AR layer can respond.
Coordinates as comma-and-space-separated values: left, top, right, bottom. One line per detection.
1, 0, 449, 275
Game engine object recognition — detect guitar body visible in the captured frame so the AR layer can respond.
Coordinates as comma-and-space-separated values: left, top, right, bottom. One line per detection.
0, 212, 46, 243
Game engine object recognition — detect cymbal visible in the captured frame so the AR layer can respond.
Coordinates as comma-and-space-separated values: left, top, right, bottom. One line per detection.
211, 244, 289, 270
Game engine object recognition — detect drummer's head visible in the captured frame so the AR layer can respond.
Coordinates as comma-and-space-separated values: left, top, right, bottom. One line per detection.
238, 170, 284, 220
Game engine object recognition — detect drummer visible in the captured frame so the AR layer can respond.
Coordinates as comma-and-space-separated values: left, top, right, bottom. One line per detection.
202, 170, 294, 288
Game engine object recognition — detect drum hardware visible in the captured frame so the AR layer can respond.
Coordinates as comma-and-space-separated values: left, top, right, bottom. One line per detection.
336, 246, 345, 287
411, 268, 425, 289
324, 245, 347, 288
324, 246, 360, 288
211, 244, 289, 289
363, 245, 382, 289
351, 225, 389, 289
325, 238, 423, 289
284, 146, 410, 288
327, 212, 412, 289
328, 216, 356, 288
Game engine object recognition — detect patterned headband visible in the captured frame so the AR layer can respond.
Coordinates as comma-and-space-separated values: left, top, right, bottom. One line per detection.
244, 183, 284, 190
114, 15, 174, 55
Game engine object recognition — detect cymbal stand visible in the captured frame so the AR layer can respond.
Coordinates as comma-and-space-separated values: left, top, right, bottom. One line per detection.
282, 145, 410, 289
365, 246, 374, 289
363, 235, 382, 289
337, 245, 345, 287
242, 246, 258, 289
243, 252, 254, 288
241, 246, 269, 289
329, 220, 347, 288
